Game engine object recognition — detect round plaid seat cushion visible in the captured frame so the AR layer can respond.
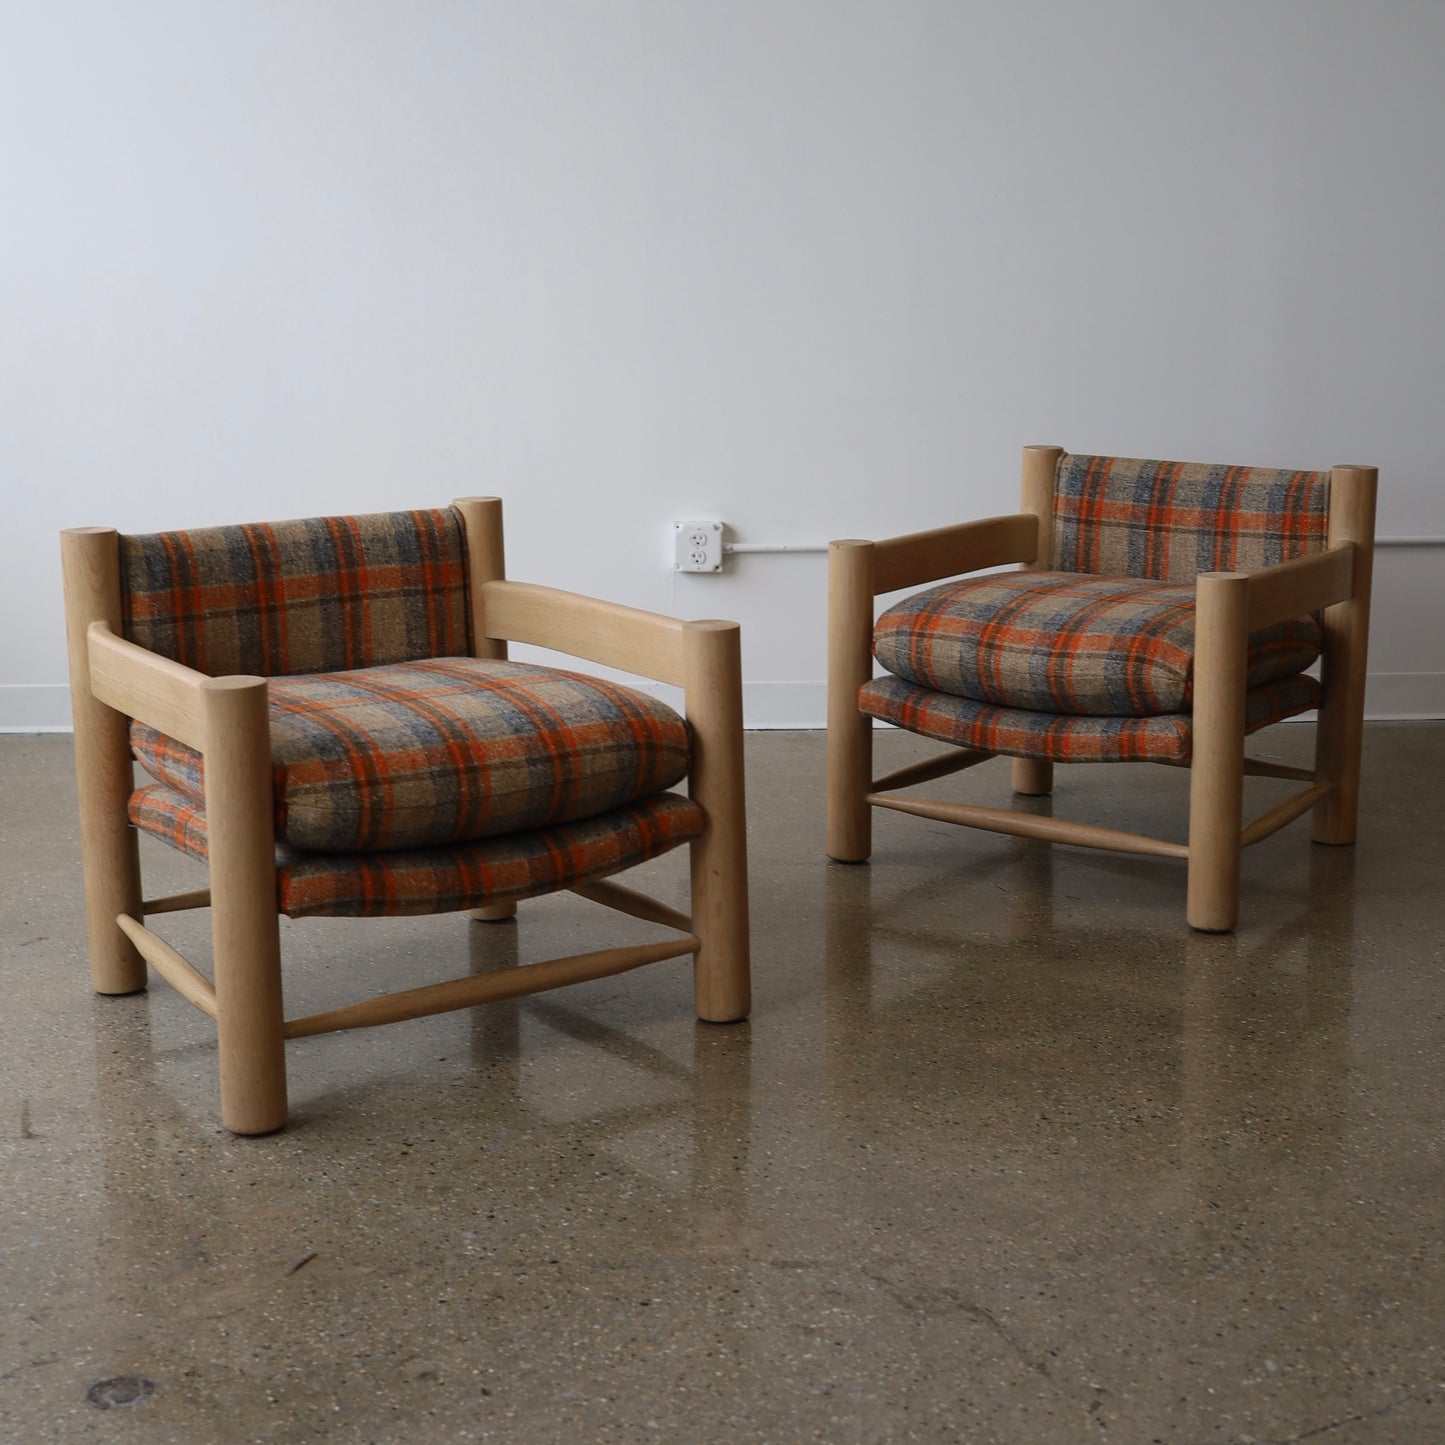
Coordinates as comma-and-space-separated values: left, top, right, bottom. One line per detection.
130, 657, 692, 852
873, 571, 1321, 717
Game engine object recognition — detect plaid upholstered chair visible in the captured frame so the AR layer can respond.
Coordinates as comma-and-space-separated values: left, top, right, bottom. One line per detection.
61, 499, 748, 1134
827, 446, 1376, 931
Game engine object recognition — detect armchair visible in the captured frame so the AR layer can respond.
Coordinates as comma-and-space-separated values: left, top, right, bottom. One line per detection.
62, 499, 749, 1134
827, 446, 1376, 931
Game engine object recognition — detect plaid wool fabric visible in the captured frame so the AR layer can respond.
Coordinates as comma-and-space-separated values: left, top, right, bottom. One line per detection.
120, 508, 470, 677
873, 571, 1321, 717
131, 657, 692, 853
859, 673, 1322, 764
128, 783, 705, 918
1052, 454, 1331, 583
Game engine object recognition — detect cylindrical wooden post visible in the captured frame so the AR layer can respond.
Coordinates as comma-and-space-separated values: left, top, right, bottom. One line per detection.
60, 528, 146, 994
1012, 445, 1064, 798
826, 540, 876, 861
1312, 466, 1377, 845
683, 620, 750, 1023
1187, 572, 1249, 932
1011, 757, 1054, 796
470, 902, 518, 922
453, 496, 508, 662
456, 496, 514, 923
202, 676, 287, 1134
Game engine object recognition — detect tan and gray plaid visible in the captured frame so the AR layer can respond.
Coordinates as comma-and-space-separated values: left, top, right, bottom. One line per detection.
129, 783, 705, 918
1052, 454, 1331, 583
120, 508, 470, 677
131, 656, 692, 853
874, 570, 1321, 718
860, 673, 1322, 764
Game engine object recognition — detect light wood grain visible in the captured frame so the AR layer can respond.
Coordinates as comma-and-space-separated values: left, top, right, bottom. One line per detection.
869, 793, 1188, 859
872, 513, 1038, 595
825, 540, 876, 861
453, 496, 509, 662
142, 888, 213, 915
468, 902, 518, 922
1244, 544, 1355, 630
683, 620, 751, 1023
1313, 466, 1378, 844
1019, 445, 1063, 571
1240, 781, 1334, 848
60, 527, 146, 994
1241, 757, 1315, 783
202, 676, 288, 1135
1012, 446, 1063, 798
480, 580, 688, 686
871, 746, 993, 794
284, 938, 698, 1037
1010, 760, 1055, 798
1186, 572, 1250, 931
570, 878, 694, 935
87, 623, 209, 751
1158, 755, 1317, 783
117, 913, 217, 1018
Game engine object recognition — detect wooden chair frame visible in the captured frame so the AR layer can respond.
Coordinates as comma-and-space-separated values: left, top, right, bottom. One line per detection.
62, 497, 750, 1135
826, 445, 1377, 933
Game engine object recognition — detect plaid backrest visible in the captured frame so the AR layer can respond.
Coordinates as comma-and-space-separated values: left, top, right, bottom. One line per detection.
120, 508, 471, 677
1051, 454, 1331, 583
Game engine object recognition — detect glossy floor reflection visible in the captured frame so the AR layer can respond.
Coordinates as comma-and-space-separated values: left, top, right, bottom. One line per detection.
2, 726, 1442, 1443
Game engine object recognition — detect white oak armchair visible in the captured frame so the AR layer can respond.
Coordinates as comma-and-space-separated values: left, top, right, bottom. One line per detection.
827, 446, 1376, 931
63, 498, 750, 1134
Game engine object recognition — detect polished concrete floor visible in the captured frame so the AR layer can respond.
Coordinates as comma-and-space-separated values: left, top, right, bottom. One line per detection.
2, 726, 1443, 1443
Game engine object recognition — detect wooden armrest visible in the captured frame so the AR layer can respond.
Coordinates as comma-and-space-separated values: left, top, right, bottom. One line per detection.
837, 514, 1039, 596
479, 580, 692, 687
1242, 544, 1356, 631
87, 623, 214, 751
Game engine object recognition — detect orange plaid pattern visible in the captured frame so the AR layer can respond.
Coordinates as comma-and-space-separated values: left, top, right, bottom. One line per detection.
874, 571, 1321, 717
860, 673, 1322, 764
131, 657, 691, 853
120, 508, 470, 677
1053, 454, 1330, 583
128, 784, 705, 919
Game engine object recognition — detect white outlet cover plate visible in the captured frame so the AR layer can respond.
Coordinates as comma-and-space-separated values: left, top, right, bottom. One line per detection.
674, 519, 724, 572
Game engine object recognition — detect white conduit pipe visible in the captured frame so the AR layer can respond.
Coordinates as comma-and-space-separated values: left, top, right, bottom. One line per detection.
722, 537, 1443, 553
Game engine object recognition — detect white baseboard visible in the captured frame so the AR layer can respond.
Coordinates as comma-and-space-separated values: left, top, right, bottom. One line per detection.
740, 681, 831, 730
1363, 671, 1445, 719
2, 674, 1441, 734
0, 685, 73, 732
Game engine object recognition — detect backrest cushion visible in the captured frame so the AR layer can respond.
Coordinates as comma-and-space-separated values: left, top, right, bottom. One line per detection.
119, 508, 470, 677
1051, 454, 1330, 583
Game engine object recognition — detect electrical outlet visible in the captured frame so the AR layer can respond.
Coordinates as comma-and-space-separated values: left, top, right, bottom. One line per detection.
674, 519, 724, 573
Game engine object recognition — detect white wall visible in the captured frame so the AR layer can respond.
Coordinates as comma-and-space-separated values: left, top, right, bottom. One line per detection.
4, 0, 1443, 730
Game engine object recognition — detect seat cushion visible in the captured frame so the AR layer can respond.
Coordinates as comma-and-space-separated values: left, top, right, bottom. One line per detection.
860, 672, 1322, 764
129, 783, 705, 918
131, 657, 691, 853
873, 570, 1321, 717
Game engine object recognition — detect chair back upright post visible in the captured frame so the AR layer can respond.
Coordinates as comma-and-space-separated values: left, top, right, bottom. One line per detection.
454, 496, 509, 662
1012, 445, 1065, 797
1313, 466, 1378, 845
60, 527, 146, 995
682, 619, 751, 1023
825, 539, 877, 862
